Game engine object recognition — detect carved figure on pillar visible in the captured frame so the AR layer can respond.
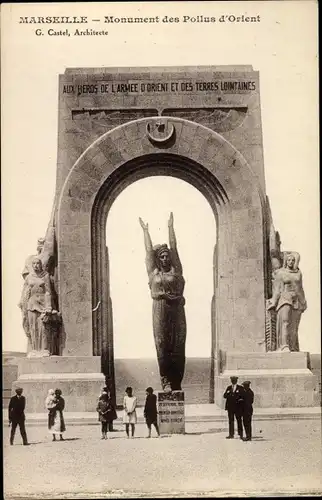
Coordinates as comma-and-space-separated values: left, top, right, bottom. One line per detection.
19, 238, 45, 341
267, 252, 307, 352
21, 237, 45, 280
19, 257, 61, 357
139, 212, 186, 392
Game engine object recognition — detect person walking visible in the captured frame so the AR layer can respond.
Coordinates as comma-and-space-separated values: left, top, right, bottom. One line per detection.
123, 387, 137, 438
8, 388, 28, 446
144, 387, 160, 438
223, 376, 245, 439
242, 381, 254, 441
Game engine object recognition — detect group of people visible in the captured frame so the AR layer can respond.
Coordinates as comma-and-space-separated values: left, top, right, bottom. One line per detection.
8, 385, 161, 445
223, 377, 254, 441
8, 387, 66, 445
97, 386, 160, 439
8, 379, 254, 445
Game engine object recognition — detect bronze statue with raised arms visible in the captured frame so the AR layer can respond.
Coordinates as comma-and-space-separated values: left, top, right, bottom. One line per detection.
139, 212, 186, 392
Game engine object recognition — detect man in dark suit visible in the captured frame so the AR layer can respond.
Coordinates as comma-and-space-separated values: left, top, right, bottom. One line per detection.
242, 381, 254, 441
223, 376, 245, 439
8, 388, 28, 445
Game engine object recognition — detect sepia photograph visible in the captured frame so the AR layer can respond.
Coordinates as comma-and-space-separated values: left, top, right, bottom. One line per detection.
1, 1, 320, 498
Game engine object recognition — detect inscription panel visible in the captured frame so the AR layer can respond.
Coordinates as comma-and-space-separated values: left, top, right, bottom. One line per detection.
158, 391, 185, 435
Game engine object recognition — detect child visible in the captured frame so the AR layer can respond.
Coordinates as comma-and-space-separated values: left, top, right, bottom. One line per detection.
45, 389, 56, 410
123, 387, 137, 438
144, 387, 160, 438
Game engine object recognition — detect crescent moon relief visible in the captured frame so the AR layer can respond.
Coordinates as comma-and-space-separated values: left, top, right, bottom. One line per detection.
146, 120, 175, 144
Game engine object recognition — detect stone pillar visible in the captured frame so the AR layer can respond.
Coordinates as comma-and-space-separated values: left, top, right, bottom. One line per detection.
209, 243, 217, 404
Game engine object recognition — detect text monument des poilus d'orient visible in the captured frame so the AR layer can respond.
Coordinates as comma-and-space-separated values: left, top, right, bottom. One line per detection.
14, 66, 316, 421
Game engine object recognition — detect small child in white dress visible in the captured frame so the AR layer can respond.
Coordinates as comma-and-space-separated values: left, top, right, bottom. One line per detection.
45, 389, 56, 410
123, 386, 137, 438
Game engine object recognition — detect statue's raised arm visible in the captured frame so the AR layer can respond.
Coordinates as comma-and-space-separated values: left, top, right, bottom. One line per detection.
139, 217, 156, 275
168, 212, 183, 275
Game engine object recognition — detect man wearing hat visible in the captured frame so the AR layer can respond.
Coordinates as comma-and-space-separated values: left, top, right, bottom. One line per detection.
223, 376, 245, 439
242, 381, 254, 441
8, 388, 28, 445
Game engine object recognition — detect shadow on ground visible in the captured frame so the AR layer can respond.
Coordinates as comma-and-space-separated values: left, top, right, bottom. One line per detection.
185, 428, 226, 435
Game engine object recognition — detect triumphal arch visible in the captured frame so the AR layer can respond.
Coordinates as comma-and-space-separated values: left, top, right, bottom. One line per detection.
14, 66, 316, 411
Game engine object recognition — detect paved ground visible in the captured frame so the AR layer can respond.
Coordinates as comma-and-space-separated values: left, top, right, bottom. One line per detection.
4, 420, 322, 498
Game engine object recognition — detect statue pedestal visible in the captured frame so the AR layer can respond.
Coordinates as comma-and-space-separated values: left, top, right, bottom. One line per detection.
157, 391, 185, 434
12, 356, 105, 412
215, 352, 317, 408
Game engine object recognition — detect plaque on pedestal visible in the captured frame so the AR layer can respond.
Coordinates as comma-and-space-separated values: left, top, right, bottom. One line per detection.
157, 391, 185, 435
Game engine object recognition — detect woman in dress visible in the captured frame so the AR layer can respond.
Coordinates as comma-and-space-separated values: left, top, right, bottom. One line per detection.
48, 389, 66, 441
144, 387, 160, 438
19, 257, 53, 357
139, 212, 186, 392
267, 252, 307, 351
123, 387, 137, 438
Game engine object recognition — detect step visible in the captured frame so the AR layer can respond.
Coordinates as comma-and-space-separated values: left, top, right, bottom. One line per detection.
3, 406, 320, 426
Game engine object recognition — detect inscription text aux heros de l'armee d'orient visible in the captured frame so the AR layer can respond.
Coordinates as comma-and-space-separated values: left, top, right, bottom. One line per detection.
62, 80, 257, 96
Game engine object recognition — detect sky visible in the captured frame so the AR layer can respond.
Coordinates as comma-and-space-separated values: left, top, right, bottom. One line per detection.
107, 177, 216, 358
1, 1, 320, 356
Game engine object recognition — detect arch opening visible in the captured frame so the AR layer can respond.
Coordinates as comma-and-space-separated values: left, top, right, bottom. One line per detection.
91, 153, 224, 402
105, 175, 216, 403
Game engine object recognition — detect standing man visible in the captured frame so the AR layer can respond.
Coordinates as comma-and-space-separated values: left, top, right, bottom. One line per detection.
8, 388, 29, 446
223, 376, 244, 439
242, 381, 254, 441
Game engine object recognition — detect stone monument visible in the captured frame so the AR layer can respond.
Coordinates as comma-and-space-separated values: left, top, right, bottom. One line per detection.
13, 65, 316, 411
